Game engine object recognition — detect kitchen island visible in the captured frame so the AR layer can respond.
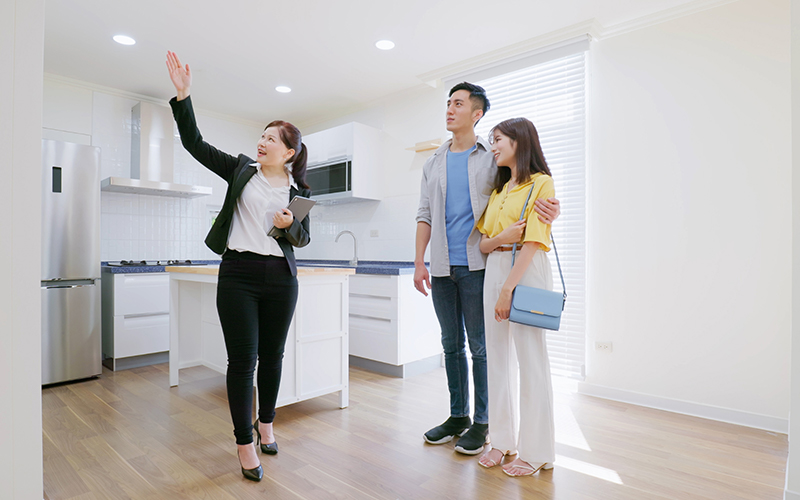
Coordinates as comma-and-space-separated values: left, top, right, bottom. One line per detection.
166, 265, 354, 409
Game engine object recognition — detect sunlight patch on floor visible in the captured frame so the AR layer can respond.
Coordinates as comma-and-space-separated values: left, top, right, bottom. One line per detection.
554, 404, 591, 451
554, 455, 624, 485
552, 375, 580, 394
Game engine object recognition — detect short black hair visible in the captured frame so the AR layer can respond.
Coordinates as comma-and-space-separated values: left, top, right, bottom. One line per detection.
449, 82, 490, 120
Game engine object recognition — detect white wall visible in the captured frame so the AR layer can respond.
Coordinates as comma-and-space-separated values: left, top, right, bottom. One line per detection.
298, 0, 793, 432
0, 0, 45, 498
43, 78, 262, 261
785, 1, 800, 497
582, 0, 791, 430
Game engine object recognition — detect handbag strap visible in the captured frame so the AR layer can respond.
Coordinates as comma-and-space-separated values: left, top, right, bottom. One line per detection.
510, 181, 567, 300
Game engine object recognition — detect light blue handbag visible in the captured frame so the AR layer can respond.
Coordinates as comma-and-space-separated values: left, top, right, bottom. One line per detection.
507, 182, 567, 331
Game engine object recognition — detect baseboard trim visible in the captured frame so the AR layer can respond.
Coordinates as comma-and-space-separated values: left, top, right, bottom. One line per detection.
103, 351, 169, 371
578, 382, 788, 434
349, 354, 441, 378
202, 361, 226, 375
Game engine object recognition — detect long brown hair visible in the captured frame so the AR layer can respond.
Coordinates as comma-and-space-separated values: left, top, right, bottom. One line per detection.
489, 117, 551, 193
264, 120, 309, 189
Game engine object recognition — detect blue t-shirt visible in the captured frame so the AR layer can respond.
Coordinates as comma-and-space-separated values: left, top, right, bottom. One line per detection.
445, 146, 476, 266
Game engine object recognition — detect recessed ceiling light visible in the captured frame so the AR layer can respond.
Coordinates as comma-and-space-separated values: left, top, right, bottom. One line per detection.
113, 35, 136, 46
275, 86, 291, 93
375, 40, 395, 50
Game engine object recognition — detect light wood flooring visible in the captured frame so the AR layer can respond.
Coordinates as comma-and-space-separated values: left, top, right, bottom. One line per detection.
43, 364, 788, 499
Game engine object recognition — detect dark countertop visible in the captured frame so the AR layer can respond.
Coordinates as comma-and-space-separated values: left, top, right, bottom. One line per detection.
101, 260, 221, 274
297, 260, 419, 275
102, 260, 422, 275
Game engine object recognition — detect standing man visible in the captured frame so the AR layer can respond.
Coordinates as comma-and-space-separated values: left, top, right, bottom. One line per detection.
414, 82, 560, 455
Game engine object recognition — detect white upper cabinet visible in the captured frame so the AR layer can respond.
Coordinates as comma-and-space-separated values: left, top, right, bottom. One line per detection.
302, 122, 386, 202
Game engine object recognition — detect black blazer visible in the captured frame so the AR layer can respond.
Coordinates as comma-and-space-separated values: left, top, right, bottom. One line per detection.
169, 96, 311, 276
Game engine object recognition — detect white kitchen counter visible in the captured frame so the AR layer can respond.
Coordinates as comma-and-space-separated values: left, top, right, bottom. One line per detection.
166, 264, 354, 409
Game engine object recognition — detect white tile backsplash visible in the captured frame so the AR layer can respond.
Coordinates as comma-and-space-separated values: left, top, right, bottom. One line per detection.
294, 193, 423, 262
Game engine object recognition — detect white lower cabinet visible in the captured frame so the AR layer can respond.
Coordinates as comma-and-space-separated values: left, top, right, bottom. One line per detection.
102, 272, 170, 370
349, 274, 441, 367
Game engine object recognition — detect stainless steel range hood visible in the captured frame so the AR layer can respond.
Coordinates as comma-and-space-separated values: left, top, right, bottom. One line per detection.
101, 102, 212, 198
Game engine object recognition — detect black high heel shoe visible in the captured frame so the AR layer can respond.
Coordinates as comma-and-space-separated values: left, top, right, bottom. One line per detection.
254, 419, 279, 455
237, 447, 263, 482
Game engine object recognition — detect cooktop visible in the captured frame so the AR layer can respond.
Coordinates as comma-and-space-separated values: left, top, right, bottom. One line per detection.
106, 260, 206, 267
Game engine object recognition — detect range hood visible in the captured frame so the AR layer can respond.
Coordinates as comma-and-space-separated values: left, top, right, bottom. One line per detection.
101, 102, 212, 198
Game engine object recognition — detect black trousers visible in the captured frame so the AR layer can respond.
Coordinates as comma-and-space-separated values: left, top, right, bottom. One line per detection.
217, 252, 298, 445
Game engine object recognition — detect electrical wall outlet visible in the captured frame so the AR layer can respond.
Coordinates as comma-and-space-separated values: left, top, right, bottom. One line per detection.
595, 341, 613, 352
370, 229, 379, 237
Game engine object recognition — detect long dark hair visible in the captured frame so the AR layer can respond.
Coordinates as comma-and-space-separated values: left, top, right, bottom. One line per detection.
489, 117, 551, 193
264, 120, 309, 189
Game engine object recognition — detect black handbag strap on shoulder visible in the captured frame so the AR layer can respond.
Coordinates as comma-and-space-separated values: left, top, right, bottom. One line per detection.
511, 180, 567, 300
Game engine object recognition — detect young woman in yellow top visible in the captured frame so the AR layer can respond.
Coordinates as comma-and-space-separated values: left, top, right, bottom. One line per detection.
475, 117, 556, 477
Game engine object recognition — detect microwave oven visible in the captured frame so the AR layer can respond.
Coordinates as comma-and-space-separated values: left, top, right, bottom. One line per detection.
305, 157, 352, 200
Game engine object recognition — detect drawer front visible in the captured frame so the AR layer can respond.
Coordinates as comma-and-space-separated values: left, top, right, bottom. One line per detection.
349, 315, 397, 364
349, 274, 397, 298
114, 314, 169, 358
349, 294, 396, 321
115, 274, 169, 316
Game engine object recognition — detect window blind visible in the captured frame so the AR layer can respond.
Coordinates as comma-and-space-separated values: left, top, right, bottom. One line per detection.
473, 51, 587, 379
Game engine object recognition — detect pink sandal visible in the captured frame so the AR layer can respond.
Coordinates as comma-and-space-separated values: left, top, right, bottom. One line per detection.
478, 448, 505, 468
502, 459, 551, 477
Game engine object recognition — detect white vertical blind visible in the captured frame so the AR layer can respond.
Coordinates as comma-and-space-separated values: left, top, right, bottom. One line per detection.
474, 52, 587, 379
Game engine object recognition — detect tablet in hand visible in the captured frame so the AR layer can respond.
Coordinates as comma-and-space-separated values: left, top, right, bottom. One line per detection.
267, 195, 315, 238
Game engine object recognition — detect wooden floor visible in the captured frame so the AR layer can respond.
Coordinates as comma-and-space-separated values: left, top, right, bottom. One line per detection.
43, 364, 788, 500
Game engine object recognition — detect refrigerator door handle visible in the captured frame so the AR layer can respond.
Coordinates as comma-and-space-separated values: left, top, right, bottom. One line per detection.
41, 284, 92, 289
41, 279, 98, 289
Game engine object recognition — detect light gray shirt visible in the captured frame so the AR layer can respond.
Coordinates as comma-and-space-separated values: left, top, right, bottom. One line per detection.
416, 137, 496, 277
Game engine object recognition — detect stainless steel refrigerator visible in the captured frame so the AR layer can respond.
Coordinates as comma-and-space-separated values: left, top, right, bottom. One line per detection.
41, 139, 102, 385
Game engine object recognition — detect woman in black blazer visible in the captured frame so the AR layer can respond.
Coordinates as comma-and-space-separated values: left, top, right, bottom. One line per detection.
166, 51, 311, 482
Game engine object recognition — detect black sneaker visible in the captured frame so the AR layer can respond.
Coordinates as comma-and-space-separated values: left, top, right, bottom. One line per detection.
454, 423, 489, 455
423, 416, 471, 444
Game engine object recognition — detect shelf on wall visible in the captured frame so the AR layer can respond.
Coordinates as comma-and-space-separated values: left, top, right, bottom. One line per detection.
406, 139, 443, 152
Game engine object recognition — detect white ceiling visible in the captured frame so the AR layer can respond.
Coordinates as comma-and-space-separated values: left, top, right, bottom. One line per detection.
44, 0, 701, 126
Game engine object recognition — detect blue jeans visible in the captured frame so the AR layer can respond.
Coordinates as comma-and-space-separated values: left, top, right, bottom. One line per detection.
431, 266, 488, 424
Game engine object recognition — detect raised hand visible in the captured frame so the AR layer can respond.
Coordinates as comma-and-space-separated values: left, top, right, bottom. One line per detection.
166, 51, 191, 100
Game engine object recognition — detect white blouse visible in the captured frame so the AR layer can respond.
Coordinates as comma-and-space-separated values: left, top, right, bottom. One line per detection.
227, 163, 297, 257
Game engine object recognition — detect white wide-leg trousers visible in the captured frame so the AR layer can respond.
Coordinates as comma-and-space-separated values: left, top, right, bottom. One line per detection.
483, 249, 555, 464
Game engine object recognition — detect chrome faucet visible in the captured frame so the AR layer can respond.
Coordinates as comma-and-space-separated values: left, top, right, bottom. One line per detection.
335, 230, 358, 266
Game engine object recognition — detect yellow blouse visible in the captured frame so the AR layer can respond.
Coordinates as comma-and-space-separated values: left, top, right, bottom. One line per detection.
475, 172, 555, 252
